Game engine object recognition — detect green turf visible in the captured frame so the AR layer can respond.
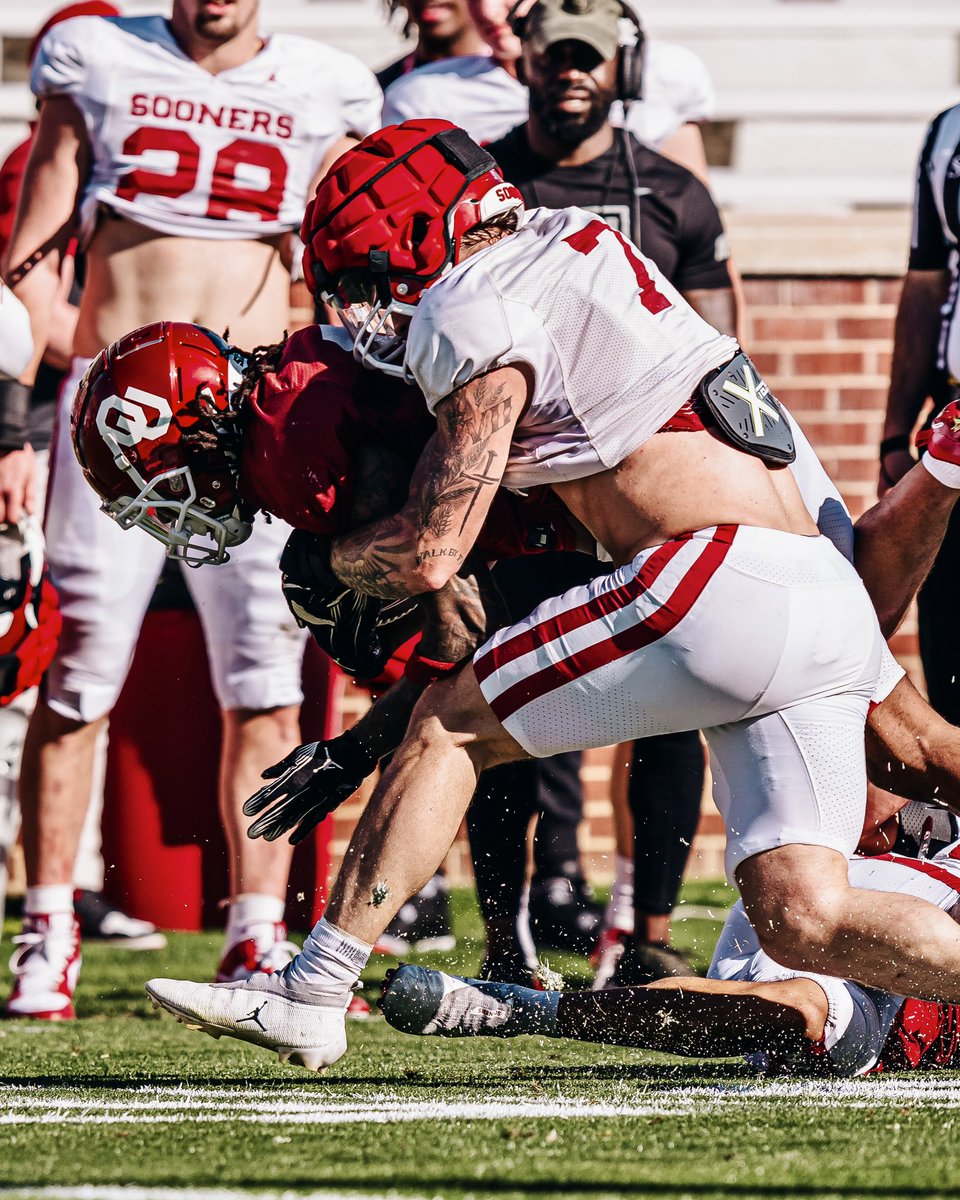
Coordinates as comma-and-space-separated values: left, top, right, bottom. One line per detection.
1, 882, 958, 1200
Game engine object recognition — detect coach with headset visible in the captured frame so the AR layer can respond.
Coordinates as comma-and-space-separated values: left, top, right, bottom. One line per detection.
468, 0, 740, 989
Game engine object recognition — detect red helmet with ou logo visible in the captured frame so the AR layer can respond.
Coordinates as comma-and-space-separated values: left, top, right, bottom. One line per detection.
71, 322, 252, 565
302, 119, 524, 378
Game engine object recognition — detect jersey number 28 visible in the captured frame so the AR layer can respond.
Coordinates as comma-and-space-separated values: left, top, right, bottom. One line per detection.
115, 127, 288, 220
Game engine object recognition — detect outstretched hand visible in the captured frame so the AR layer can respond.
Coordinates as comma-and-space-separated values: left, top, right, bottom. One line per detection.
243, 730, 379, 845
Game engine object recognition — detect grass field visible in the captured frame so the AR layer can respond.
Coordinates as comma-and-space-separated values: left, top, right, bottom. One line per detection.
2, 883, 960, 1200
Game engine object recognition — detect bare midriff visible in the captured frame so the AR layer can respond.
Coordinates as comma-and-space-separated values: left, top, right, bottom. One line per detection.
553, 427, 820, 567
73, 211, 293, 356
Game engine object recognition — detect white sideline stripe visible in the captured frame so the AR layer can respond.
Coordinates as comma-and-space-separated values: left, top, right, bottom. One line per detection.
0, 1192, 420, 1200
2, 1077, 960, 1126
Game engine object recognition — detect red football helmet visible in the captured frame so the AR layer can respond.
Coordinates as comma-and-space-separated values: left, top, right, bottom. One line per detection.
302, 119, 524, 377
71, 322, 252, 565
0, 519, 60, 706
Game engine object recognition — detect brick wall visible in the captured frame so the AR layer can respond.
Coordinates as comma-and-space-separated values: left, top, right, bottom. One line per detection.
328, 274, 913, 886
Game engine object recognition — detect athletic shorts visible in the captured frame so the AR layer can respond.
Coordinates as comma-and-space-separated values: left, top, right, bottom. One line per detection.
709, 851, 960, 1075
473, 524, 885, 877
42, 357, 306, 722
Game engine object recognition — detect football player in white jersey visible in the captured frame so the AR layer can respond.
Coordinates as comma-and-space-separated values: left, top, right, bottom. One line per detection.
142, 120, 960, 1071
382, 0, 715, 175
383, 837, 960, 1077
0, 0, 381, 1020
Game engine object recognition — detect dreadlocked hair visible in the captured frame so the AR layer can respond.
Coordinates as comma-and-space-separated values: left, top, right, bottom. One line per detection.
179, 333, 289, 455
231, 333, 290, 418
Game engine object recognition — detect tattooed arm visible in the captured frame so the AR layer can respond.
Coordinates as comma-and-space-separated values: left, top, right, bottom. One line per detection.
330, 365, 529, 599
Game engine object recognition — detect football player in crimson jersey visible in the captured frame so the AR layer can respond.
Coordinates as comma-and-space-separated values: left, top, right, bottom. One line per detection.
136, 121, 960, 1072
69, 319, 583, 836
0, 0, 382, 1020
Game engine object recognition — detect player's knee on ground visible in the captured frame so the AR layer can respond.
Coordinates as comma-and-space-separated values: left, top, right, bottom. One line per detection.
407, 665, 524, 774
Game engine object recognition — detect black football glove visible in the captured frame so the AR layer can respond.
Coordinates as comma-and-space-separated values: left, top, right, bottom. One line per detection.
243, 729, 379, 845
280, 530, 421, 679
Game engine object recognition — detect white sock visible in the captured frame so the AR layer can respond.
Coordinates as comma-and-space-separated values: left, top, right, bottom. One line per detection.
226, 893, 285, 943
286, 917, 372, 991
923, 451, 960, 490
605, 855, 635, 931
25, 884, 74, 916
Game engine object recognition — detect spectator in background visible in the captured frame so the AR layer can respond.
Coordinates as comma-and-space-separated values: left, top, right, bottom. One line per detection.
0, 2, 167, 951
377, 0, 489, 91
469, 0, 737, 986
1, 0, 380, 1020
382, 0, 716, 179
880, 105, 960, 733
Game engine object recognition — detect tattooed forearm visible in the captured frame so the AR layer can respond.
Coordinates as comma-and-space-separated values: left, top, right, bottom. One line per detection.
330, 366, 525, 599
417, 375, 514, 538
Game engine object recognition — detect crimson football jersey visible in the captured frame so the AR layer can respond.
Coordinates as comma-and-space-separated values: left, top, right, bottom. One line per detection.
240, 326, 579, 561
240, 327, 432, 535
32, 15, 381, 243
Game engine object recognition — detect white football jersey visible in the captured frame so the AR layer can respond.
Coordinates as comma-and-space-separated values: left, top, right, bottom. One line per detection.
405, 206, 736, 488
382, 55, 526, 145
380, 41, 714, 150
32, 15, 382, 242
0, 284, 32, 381
629, 41, 715, 148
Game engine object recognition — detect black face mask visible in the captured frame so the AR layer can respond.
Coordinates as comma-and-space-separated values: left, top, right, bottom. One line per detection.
528, 74, 616, 149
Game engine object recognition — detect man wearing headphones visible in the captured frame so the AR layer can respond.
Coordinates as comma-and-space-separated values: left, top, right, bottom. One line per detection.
382, 0, 716, 175
466, 0, 736, 989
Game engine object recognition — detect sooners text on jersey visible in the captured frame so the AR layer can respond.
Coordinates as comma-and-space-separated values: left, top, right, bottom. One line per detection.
32, 15, 381, 242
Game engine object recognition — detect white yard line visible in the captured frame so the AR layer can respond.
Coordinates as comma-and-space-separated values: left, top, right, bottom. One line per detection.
0, 1191, 424, 1200
1, 1077, 960, 1127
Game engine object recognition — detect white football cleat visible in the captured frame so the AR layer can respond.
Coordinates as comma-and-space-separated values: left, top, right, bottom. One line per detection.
6, 912, 82, 1020
146, 970, 350, 1071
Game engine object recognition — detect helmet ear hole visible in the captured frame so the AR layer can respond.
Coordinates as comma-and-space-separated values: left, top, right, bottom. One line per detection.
411, 213, 430, 248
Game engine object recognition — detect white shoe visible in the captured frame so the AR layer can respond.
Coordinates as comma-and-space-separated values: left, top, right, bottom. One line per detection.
6, 912, 82, 1020
146, 969, 349, 1071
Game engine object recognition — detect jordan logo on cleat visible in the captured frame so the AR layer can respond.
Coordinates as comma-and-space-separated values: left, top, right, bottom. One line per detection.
237, 1002, 269, 1031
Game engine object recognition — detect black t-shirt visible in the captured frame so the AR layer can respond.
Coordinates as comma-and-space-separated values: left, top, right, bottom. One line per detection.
487, 126, 731, 293
906, 106, 960, 387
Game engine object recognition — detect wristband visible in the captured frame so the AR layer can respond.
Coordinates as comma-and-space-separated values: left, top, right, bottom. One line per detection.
879, 434, 911, 459
0, 379, 31, 450
403, 652, 464, 688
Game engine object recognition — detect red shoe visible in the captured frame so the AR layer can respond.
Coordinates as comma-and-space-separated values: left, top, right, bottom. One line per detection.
6, 912, 81, 1020
347, 993, 372, 1020
876, 998, 960, 1071
918, 401, 960, 485
215, 922, 298, 983
590, 927, 631, 991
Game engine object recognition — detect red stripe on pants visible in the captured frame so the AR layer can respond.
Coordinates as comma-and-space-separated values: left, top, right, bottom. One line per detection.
482, 525, 737, 724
